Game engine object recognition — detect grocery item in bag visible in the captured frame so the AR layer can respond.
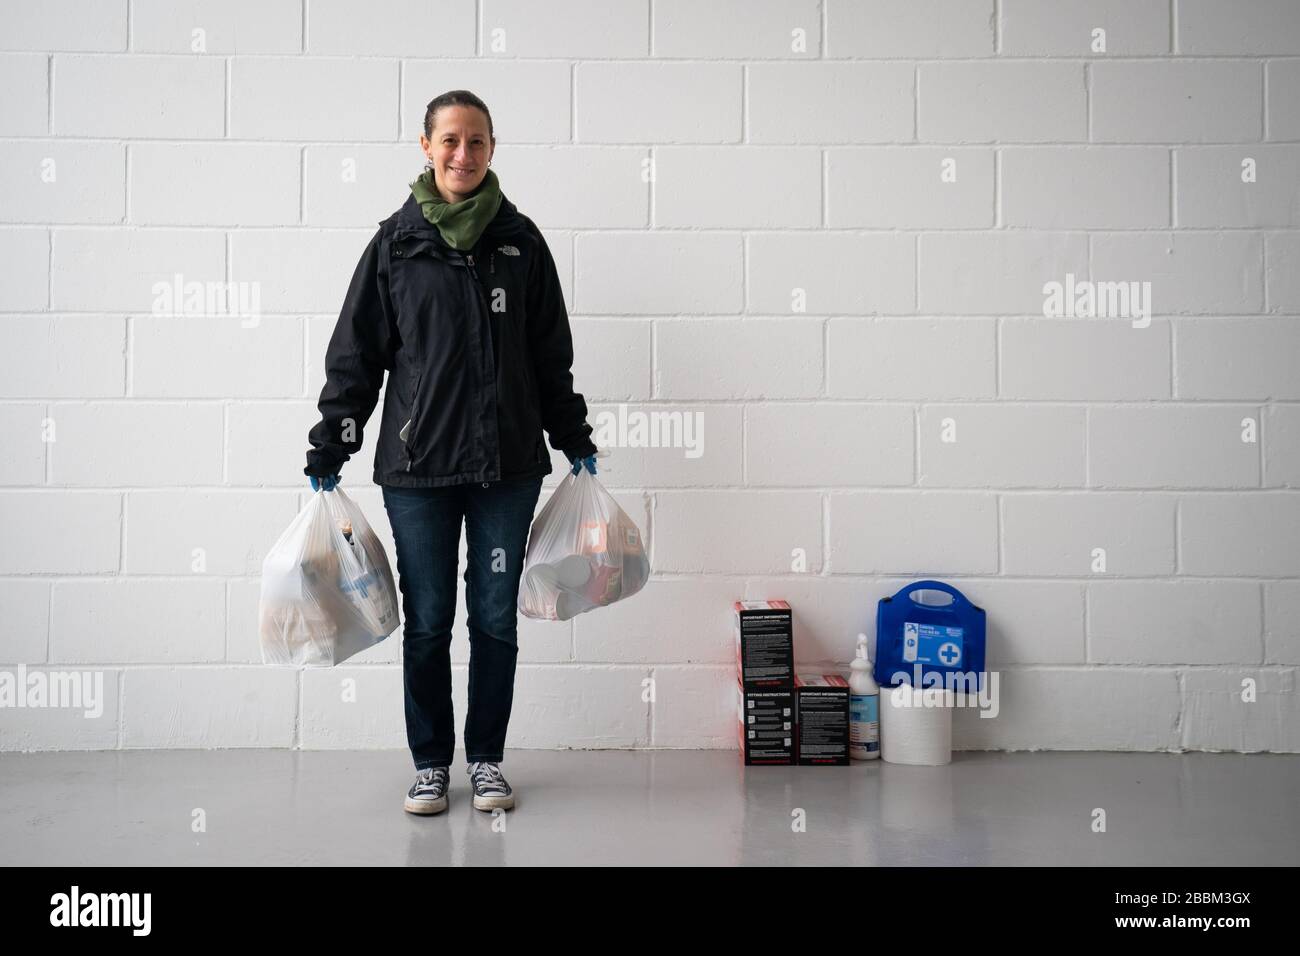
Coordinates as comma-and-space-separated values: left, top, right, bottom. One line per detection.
259, 486, 400, 666
518, 468, 649, 621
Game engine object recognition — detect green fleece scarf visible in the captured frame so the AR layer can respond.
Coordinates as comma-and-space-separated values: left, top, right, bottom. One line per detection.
409, 167, 503, 252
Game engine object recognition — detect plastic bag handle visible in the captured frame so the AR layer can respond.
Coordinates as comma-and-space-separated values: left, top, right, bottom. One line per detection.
892, 579, 970, 608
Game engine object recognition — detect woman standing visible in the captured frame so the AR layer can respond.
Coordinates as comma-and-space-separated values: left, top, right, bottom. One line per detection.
304, 90, 599, 815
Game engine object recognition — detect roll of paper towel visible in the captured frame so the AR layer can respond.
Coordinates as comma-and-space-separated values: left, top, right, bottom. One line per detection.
880, 684, 955, 766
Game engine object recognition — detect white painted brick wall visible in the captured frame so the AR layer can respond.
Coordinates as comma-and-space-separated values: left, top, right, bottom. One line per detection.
2, 0, 1297, 756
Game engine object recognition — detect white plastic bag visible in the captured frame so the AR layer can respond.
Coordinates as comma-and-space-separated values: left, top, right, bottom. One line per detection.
259, 485, 400, 666
519, 468, 650, 621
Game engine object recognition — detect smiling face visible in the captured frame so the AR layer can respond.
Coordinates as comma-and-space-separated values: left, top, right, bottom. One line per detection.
420, 104, 495, 204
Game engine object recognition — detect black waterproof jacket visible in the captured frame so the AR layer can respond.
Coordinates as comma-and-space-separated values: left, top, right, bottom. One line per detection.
304, 189, 598, 487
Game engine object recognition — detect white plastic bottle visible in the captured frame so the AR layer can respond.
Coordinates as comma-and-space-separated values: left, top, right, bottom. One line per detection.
849, 634, 880, 760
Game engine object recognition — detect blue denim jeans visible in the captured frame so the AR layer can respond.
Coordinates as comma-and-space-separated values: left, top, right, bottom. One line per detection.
382, 477, 543, 770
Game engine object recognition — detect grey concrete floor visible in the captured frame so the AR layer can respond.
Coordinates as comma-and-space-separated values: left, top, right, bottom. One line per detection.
1, 750, 1296, 865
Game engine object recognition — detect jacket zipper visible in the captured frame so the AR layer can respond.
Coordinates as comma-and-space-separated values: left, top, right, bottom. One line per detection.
464, 253, 502, 481
395, 246, 502, 480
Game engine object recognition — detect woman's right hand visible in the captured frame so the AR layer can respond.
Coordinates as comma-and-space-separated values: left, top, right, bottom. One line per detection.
309, 474, 340, 492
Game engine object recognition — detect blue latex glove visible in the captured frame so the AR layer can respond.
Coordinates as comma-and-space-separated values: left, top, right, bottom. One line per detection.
309, 474, 340, 492
570, 454, 597, 476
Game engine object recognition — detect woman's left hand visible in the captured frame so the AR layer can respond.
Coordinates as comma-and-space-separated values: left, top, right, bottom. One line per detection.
570, 454, 597, 476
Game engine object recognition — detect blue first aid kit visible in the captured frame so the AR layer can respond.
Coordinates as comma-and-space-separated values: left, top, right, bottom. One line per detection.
874, 581, 986, 692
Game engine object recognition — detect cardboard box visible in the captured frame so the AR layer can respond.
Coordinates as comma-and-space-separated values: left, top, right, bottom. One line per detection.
795, 673, 850, 766
733, 599, 794, 689
736, 681, 795, 765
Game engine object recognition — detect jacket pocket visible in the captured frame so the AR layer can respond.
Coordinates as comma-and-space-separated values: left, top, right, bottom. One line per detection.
400, 368, 422, 472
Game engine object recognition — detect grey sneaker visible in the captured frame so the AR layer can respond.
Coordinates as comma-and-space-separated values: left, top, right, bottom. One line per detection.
467, 761, 514, 811
404, 766, 449, 815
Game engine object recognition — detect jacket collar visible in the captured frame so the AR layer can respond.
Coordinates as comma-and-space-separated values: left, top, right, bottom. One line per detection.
393, 188, 527, 248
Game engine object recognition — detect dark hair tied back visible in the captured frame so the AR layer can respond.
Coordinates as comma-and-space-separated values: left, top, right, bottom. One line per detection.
423, 89, 495, 142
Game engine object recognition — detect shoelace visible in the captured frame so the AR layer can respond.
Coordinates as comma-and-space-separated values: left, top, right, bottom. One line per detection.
416, 767, 448, 790
469, 762, 508, 793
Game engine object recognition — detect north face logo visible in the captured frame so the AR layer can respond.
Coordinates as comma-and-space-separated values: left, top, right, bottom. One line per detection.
497, 245, 520, 256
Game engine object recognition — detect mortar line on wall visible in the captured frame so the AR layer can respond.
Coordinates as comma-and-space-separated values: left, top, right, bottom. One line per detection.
298, 147, 305, 224
224, 58, 230, 138
1084, 61, 1091, 143
649, 319, 657, 398
1168, 148, 1175, 228
1261, 222, 1268, 313
644, 146, 652, 227
303, 318, 310, 397
740, 229, 746, 310
222, 403, 229, 485
913, 234, 920, 308
1083, 405, 1091, 487
821, 317, 829, 397
1174, 670, 1185, 748
1256, 400, 1264, 487
648, 0, 654, 56
740, 403, 747, 484
224, 580, 231, 662
20, 53, 1300, 65
301, 0, 307, 53
43, 401, 50, 485
821, 0, 827, 58
119, 492, 126, 576
741, 63, 748, 144
5, 572, 1299, 586
4, 220, 1290, 231
117, 670, 125, 749
995, 493, 1003, 574
993, 0, 1001, 54
648, 147, 655, 227
570, 62, 576, 143
123, 142, 131, 224
1170, 0, 1177, 55
1258, 583, 1267, 663
45, 571, 53, 662
820, 149, 827, 227
912, 64, 918, 141
993, 317, 1001, 396
124, 315, 133, 398
46, 55, 52, 133
1167, 314, 1176, 402
1082, 580, 1090, 663
475, 0, 481, 57
1174, 498, 1182, 573
993, 151, 1001, 228
911, 400, 919, 485
1263, 60, 1270, 141
822, 491, 830, 574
